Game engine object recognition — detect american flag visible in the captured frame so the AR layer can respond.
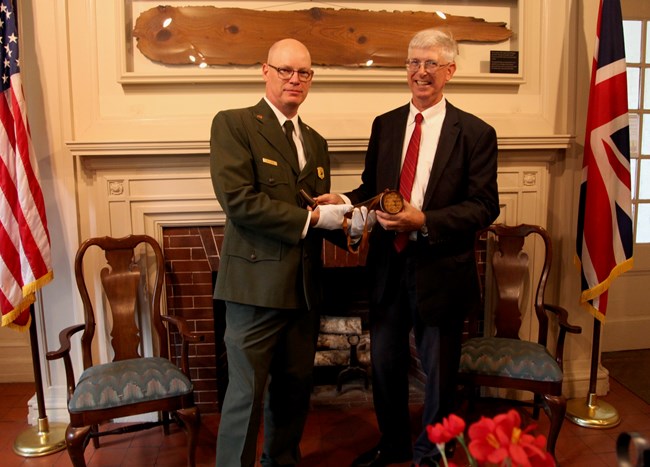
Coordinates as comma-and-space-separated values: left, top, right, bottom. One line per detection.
0, 0, 52, 329
576, 0, 634, 322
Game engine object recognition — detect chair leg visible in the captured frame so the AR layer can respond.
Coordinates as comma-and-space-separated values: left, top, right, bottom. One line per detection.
177, 406, 201, 467
533, 394, 542, 419
66, 425, 91, 467
162, 411, 170, 435
458, 383, 477, 415
91, 424, 100, 448
542, 394, 567, 458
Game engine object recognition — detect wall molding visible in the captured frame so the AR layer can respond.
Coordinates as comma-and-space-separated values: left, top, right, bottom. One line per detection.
67, 135, 573, 158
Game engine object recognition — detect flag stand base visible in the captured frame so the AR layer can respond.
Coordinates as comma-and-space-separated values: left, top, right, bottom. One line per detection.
13, 417, 66, 457
566, 393, 621, 429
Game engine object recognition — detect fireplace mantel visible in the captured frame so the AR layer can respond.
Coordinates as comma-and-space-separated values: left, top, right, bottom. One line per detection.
68, 135, 573, 159
71, 134, 566, 248
67, 133, 574, 411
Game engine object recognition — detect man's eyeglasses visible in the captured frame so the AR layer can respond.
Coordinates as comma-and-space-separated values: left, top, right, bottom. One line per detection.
405, 59, 451, 73
268, 64, 314, 82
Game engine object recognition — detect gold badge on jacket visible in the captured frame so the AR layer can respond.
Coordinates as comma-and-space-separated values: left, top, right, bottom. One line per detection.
317, 167, 325, 179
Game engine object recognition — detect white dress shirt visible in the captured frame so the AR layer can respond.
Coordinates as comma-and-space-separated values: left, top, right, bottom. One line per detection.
264, 97, 311, 237
264, 97, 307, 170
403, 97, 447, 212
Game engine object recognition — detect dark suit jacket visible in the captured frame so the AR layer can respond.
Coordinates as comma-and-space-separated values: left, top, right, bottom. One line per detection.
346, 101, 500, 327
210, 99, 338, 310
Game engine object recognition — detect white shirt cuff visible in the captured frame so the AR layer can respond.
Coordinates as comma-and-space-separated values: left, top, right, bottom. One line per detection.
301, 211, 311, 238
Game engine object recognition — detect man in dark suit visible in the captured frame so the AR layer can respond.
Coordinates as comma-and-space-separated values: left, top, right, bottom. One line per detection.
316, 28, 500, 466
210, 38, 351, 467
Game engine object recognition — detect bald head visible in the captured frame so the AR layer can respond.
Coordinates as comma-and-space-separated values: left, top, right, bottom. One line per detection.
267, 38, 311, 65
263, 38, 314, 118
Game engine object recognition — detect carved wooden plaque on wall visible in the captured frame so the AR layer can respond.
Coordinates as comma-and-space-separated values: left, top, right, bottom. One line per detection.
132, 6, 513, 69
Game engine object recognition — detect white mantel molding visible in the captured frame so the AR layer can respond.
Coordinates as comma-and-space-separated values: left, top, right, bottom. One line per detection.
66, 135, 574, 158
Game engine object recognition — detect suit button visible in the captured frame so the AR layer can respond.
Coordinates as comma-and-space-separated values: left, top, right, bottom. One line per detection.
268, 178, 275, 184
250, 252, 257, 260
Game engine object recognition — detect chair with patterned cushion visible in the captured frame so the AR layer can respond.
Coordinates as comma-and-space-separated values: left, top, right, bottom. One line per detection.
46, 235, 203, 466
458, 224, 582, 458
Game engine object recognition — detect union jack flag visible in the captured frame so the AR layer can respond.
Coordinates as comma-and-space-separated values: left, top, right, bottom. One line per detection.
576, 0, 634, 322
0, 0, 53, 329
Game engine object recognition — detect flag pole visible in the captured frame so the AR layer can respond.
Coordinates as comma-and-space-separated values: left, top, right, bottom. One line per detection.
566, 317, 620, 428
12, 304, 67, 457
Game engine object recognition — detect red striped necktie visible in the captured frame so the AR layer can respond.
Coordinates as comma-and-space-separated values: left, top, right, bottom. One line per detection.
394, 113, 423, 252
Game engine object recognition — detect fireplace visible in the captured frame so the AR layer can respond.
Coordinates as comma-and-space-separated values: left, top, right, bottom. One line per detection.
70, 145, 554, 416
162, 226, 224, 413
161, 224, 452, 413
161, 225, 384, 412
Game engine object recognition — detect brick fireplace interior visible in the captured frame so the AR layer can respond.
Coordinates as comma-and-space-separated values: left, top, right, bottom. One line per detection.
163, 226, 222, 413
162, 226, 378, 413
162, 226, 483, 414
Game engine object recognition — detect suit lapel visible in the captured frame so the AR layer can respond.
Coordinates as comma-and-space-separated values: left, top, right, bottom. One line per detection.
381, 105, 410, 191
422, 103, 460, 207
253, 100, 301, 174
297, 119, 318, 182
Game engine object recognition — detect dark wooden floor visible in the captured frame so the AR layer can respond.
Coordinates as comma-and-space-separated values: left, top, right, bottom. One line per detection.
602, 349, 650, 406
1, 378, 649, 466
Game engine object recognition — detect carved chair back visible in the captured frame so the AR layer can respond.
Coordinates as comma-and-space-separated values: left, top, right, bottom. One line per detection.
477, 223, 552, 345
75, 235, 168, 368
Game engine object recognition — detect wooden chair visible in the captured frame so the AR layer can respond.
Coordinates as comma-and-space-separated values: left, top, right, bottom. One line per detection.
46, 235, 203, 466
458, 224, 582, 457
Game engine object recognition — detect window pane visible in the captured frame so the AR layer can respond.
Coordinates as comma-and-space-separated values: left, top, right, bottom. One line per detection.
643, 115, 650, 155
636, 203, 650, 243
624, 20, 641, 63
644, 71, 650, 110
647, 21, 650, 64
630, 113, 640, 158
632, 158, 638, 200
629, 67, 640, 109
640, 159, 650, 200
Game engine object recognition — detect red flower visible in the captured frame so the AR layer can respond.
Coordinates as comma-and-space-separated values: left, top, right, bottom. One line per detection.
425, 410, 555, 467
426, 413, 466, 444
467, 409, 555, 467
